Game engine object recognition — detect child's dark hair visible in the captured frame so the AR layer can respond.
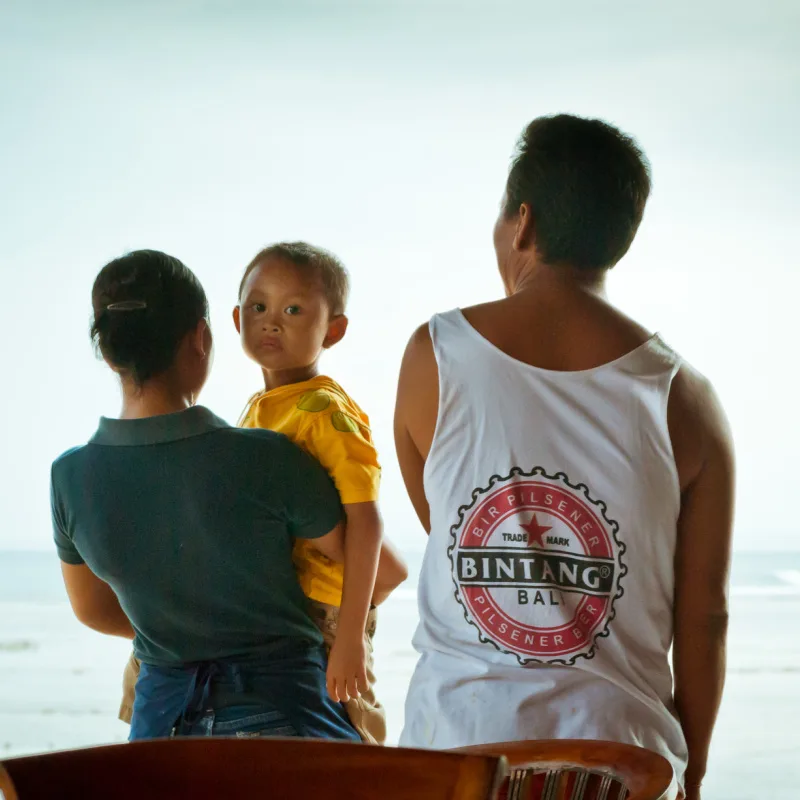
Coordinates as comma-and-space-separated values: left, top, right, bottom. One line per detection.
504, 114, 651, 270
91, 250, 209, 385
239, 242, 350, 316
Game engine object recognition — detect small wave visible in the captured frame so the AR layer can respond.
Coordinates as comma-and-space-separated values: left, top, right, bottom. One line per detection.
0, 640, 37, 652
775, 569, 800, 587
390, 588, 418, 601
731, 585, 800, 597
729, 666, 800, 674
39, 708, 105, 716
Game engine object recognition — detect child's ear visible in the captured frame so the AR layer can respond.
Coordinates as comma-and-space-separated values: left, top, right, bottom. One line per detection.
232, 305, 242, 334
323, 314, 348, 349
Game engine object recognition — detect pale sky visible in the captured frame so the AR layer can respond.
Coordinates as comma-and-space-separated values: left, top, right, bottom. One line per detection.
1, 0, 798, 553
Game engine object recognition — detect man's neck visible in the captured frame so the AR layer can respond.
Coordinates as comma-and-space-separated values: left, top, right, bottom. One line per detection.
510, 260, 609, 301
262, 362, 320, 391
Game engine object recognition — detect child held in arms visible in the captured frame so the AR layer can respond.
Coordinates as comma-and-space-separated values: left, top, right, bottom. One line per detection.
233, 242, 408, 743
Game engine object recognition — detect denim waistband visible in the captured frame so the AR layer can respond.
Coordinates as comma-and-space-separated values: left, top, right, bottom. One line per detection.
129, 643, 356, 741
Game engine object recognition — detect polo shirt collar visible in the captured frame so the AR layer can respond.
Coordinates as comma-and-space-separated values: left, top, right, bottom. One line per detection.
90, 406, 230, 446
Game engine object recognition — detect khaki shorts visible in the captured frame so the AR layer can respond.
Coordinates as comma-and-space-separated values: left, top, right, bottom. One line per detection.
119, 651, 139, 725
118, 601, 385, 745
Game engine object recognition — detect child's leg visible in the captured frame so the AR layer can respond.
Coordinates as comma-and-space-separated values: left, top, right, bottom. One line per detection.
119, 652, 141, 724
307, 599, 387, 745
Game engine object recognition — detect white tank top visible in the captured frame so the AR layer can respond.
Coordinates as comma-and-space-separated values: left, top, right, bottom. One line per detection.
400, 309, 688, 790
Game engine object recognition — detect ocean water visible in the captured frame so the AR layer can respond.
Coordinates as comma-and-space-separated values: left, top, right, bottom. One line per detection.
0, 550, 798, 799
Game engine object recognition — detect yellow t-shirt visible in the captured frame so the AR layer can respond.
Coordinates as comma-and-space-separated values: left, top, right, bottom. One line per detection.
239, 375, 381, 606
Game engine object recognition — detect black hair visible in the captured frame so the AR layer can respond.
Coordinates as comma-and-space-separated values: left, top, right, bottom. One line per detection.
90, 250, 209, 385
504, 114, 651, 270
239, 242, 350, 316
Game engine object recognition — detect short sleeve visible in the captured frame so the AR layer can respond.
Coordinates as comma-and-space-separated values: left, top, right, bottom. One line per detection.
51, 468, 84, 565
279, 437, 344, 539
300, 409, 381, 505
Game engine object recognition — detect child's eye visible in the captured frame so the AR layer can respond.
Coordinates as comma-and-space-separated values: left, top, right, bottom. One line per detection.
252, 303, 266, 313
284, 305, 301, 316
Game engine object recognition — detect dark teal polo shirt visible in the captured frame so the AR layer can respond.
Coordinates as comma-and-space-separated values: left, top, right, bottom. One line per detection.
50, 406, 342, 667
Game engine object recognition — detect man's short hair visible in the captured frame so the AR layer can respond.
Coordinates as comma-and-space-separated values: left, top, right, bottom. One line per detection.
239, 242, 350, 316
504, 114, 651, 270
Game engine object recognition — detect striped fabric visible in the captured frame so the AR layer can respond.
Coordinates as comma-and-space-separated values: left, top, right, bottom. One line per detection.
498, 768, 629, 800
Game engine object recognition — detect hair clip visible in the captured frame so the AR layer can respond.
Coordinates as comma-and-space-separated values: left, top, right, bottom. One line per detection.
106, 300, 148, 311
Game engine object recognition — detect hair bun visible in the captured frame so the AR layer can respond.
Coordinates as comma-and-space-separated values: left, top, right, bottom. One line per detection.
90, 250, 208, 385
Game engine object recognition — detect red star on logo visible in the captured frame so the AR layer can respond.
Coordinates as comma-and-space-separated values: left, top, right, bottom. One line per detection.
520, 514, 552, 548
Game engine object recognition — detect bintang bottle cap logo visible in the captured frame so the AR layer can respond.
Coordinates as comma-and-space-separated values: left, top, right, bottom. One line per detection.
448, 467, 627, 666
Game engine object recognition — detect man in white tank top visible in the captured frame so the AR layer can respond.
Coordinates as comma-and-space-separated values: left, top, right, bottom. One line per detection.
394, 114, 734, 800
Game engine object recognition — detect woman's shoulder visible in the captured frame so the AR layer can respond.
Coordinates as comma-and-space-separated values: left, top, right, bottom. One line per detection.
221, 427, 312, 463
50, 444, 100, 507
220, 425, 293, 448
51, 444, 92, 480
52, 443, 87, 464
221, 427, 329, 487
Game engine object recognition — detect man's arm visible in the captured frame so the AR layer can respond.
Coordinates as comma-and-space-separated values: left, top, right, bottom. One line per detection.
394, 323, 439, 534
672, 374, 735, 799
60, 562, 135, 639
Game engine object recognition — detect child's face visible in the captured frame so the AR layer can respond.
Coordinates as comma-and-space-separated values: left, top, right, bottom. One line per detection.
234, 258, 345, 376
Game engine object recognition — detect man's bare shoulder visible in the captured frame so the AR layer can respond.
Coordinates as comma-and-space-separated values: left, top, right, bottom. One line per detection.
669, 361, 734, 492
396, 321, 440, 459
406, 319, 433, 349
670, 362, 729, 435
399, 321, 436, 374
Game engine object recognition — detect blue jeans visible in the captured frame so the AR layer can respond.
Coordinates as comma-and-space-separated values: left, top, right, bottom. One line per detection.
129, 641, 358, 742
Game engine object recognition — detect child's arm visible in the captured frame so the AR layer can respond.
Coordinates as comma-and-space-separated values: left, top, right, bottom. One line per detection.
326, 500, 382, 703
372, 538, 408, 605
